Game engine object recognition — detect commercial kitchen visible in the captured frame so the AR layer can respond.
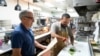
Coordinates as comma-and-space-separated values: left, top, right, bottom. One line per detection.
0, 0, 100, 56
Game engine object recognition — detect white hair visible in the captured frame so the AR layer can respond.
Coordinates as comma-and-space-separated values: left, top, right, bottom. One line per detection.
19, 10, 33, 20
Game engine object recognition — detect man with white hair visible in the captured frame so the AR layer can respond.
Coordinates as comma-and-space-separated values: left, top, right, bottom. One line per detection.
11, 10, 46, 56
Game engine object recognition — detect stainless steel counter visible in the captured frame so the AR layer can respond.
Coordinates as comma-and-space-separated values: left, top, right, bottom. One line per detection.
0, 42, 11, 55
58, 40, 94, 56
0, 32, 51, 55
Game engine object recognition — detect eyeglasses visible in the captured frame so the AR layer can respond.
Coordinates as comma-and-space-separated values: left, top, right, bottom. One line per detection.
24, 16, 34, 20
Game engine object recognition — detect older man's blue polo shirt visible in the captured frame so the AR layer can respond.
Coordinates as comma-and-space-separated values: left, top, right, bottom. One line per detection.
11, 23, 34, 56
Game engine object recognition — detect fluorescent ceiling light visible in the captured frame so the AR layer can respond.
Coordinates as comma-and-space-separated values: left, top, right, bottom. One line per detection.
57, 8, 63, 11
44, 2, 54, 7
67, 8, 75, 12
67, 12, 79, 17
33, 6, 41, 11
41, 12, 52, 17
55, 0, 65, 2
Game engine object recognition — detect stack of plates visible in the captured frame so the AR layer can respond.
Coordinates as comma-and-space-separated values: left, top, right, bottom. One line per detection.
0, 20, 12, 29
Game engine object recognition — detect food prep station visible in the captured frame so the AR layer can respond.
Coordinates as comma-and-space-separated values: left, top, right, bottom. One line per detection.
0, 24, 99, 56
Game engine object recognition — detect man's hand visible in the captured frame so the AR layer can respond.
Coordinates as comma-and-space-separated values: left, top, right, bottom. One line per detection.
41, 46, 47, 50
61, 37, 67, 42
35, 41, 47, 50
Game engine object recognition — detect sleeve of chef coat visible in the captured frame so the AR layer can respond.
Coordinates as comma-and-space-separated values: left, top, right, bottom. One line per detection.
50, 23, 58, 33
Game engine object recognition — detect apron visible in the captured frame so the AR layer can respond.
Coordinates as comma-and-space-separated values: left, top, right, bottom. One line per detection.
51, 26, 69, 56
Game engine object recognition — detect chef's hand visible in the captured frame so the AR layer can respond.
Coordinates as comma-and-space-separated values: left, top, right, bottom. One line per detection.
61, 37, 67, 42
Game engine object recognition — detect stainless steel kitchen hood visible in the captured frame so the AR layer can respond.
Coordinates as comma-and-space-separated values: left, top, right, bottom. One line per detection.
73, 0, 100, 16
74, 5, 100, 16
74, 6, 87, 16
